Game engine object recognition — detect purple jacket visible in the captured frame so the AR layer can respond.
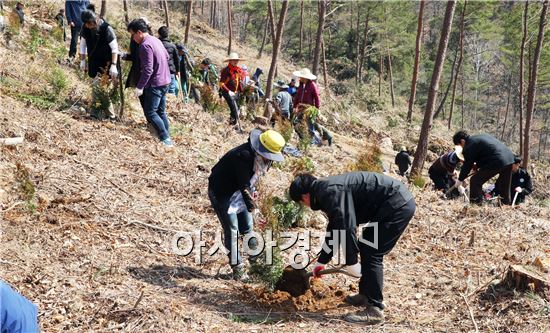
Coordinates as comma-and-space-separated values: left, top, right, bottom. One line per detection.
293, 80, 320, 109
137, 35, 171, 89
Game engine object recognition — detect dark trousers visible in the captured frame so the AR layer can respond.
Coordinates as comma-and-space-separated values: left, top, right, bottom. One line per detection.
142, 85, 170, 141
69, 25, 80, 58
221, 91, 239, 123
429, 171, 450, 191
470, 164, 513, 204
208, 187, 255, 266
358, 199, 416, 310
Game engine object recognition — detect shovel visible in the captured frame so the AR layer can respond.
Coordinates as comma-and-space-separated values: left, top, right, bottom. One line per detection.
276, 265, 356, 297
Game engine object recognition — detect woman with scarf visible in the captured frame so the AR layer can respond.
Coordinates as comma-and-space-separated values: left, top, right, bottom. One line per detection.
208, 129, 286, 280
292, 68, 333, 146
219, 52, 245, 126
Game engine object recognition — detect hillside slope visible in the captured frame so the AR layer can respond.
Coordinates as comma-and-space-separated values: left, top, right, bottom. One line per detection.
1, 2, 549, 332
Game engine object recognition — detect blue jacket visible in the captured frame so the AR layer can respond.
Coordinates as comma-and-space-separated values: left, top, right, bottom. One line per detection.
1, 281, 39, 333
65, 0, 89, 29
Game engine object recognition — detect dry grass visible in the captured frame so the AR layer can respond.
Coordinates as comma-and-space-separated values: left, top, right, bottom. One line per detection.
1, 2, 549, 332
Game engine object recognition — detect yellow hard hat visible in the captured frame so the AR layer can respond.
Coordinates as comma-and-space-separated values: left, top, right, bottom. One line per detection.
250, 129, 286, 162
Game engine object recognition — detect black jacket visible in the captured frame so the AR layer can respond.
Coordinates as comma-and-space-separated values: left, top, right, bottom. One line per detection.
494, 168, 533, 204
459, 134, 515, 181
394, 151, 412, 174
124, 38, 141, 88
310, 172, 414, 265
208, 141, 257, 210
81, 21, 116, 78
160, 37, 179, 75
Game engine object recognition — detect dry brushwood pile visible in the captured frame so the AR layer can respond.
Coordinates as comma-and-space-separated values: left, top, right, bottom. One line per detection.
1, 3, 550, 333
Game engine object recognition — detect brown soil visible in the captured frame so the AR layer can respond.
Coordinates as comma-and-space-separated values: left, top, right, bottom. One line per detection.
249, 278, 353, 312
275, 266, 311, 297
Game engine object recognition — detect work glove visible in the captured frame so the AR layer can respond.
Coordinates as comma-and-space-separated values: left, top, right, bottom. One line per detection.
515, 186, 523, 193
343, 263, 362, 278
79, 60, 87, 71
109, 64, 118, 78
134, 88, 144, 98
242, 188, 256, 212
312, 262, 325, 278
228, 91, 236, 98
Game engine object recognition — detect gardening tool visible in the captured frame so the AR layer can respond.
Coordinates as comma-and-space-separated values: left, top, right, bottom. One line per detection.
116, 54, 125, 119
445, 171, 475, 200
276, 264, 358, 297
511, 191, 519, 207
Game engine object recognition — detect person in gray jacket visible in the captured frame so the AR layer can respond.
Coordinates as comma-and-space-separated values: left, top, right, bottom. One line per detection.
273, 80, 293, 119
289, 171, 416, 325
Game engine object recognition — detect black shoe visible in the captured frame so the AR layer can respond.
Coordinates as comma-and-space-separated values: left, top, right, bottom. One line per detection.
345, 293, 369, 306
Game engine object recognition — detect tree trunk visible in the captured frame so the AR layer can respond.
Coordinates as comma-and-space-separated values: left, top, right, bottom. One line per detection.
355, 8, 361, 84
299, 0, 304, 59
519, 1, 529, 155
264, 0, 289, 119
448, 0, 466, 129
162, 0, 169, 27
407, 0, 425, 122
322, 38, 329, 94
312, 0, 326, 75
501, 75, 513, 141
358, 11, 370, 83
99, 0, 107, 19
184, 0, 192, 44
434, 49, 458, 119
267, 0, 276, 45
523, 0, 548, 168
241, 12, 250, 43
411, 0, 456, 177
227, 0, 232, 55
387, 52, 395, 107
257, 15, 269, 58
461, 65, 465, 129
378, 52, 384, 97
122, 0, 129, 25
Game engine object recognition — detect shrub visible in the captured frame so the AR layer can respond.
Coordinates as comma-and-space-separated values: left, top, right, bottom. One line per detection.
411, 175, 426, 189
347, 142, 383, 172
15, 162, 36, 212
274, 115, 294, 143
272, 195, 305, 229
197, 84, 224, 114
26, 25, 45, 55
92, 72, 119, 117
249, 246, 284, 291
287, 156, 315, 176
49, 67, 68, 98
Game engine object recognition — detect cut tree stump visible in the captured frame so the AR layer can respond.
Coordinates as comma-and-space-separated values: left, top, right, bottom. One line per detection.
500, 264, 550, 298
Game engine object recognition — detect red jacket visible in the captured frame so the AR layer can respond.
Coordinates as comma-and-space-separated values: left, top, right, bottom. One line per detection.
293, 80, 320, 109
219, 63, 244, 93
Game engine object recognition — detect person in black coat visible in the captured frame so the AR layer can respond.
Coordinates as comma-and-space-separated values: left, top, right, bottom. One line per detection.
208, 129, 286, 280
494, 156, 533, 204
453, 130, 515, 204
158, 26, 180, 96
121, 18, 151, 110
394, 147, 412, 176
289, 172, 416, 325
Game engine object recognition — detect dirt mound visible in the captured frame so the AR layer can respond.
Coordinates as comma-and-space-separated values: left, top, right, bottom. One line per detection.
247, 278, 352, 312
275, 266, 310, 297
